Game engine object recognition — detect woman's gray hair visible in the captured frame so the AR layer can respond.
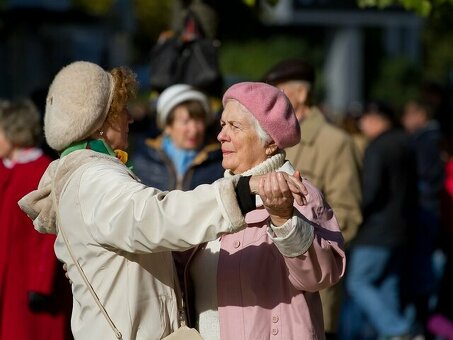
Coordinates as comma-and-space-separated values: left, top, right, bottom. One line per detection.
235, 100, 273, 147
0, 99, 42, 147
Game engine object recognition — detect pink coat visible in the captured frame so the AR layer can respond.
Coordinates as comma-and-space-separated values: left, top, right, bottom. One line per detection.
185, 179, 345, 340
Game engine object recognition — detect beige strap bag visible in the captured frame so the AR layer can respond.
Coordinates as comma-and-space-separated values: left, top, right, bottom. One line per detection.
53, 190, 202, 339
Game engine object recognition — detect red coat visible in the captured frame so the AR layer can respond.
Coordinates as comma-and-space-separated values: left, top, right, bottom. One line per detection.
0, 154, 72, 340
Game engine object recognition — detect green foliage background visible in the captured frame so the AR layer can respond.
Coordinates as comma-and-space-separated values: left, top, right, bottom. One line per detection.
219, 36, 321, 80
357, 0, 453, 16
219, 36, 326, 100
223, 0, 453, 109
369, 57, 420, 106
362, 0, 453, 107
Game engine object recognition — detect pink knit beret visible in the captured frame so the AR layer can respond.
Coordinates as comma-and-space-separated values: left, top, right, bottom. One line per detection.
222, 82, 301, 149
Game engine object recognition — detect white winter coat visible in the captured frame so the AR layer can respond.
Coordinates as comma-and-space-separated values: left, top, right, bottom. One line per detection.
19, 150, 247, 340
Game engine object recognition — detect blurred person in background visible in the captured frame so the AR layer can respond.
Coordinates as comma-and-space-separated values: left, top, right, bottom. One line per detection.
340, 103, 368, 163
418, 81, 452, 138
401, 98, 444, 336
263, 58, 362, 339
346, 102, 418, 339
182, 82, 345, 339
131, 84, 224, 299
427, 136, 453, 339
171, 0, 218, 40
0, 99, 72, 340
131, 84, 223, 191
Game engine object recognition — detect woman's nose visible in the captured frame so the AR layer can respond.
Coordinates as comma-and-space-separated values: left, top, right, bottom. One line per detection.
217, 127, 227, 142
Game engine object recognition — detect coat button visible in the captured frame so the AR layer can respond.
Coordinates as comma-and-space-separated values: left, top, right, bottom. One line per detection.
233, 240, 241, 248
272, 315, 279, 323
272, 328, 279, 335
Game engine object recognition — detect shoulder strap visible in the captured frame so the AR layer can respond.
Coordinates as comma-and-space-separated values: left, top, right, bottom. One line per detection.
51, 184, 123, 339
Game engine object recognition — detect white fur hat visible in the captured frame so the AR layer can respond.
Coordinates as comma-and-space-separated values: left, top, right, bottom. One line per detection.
156, 84, 211, 130
44, 61, 115, 151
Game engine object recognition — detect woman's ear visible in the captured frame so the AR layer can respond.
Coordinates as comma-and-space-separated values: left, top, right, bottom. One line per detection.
89, 124, 106, 140
265, 141, 279, 156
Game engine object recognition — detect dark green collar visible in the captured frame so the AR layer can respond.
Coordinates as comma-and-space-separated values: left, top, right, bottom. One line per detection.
61, 139, 132, 169
61, 139, 115, 158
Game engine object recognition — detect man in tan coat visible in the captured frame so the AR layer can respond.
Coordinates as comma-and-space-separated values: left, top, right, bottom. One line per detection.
264, 58, 362, 339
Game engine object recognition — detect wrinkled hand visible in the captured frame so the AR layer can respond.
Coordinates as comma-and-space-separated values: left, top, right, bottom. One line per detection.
256, 171, 307, 226
285, 171, 308, 205
250, 171, 307, 206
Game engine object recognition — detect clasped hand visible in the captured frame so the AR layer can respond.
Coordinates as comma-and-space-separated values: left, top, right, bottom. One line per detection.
250, 171, 307, 226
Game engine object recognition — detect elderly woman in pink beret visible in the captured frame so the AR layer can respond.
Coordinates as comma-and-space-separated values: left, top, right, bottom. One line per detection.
182, 82, 346, 340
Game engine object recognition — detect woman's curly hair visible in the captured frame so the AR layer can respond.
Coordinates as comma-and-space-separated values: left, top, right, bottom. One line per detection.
106, 66, 138, 124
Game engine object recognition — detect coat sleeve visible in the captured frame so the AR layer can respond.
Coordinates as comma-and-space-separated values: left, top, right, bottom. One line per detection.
322, 135, 362, 244
71, 162, 247, 253
268, 180, 346, 292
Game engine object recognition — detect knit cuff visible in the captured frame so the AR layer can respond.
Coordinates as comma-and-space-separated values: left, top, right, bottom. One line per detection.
268, 210, 314, 257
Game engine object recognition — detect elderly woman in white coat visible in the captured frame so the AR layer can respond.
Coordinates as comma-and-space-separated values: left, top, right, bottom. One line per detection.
182, 82, 346, 340
18, 62, 306, 340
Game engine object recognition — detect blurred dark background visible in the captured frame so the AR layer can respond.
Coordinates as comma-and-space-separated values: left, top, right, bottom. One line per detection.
0, 0, 452, 123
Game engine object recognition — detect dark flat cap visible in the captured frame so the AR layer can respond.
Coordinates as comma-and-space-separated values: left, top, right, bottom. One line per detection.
262, 58, 315, 86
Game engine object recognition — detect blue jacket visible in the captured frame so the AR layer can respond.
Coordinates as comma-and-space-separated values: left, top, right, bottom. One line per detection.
131, 135, 224, 191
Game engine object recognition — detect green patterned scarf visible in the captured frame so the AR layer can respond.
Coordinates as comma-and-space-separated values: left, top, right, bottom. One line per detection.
61, 139, 132, 169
